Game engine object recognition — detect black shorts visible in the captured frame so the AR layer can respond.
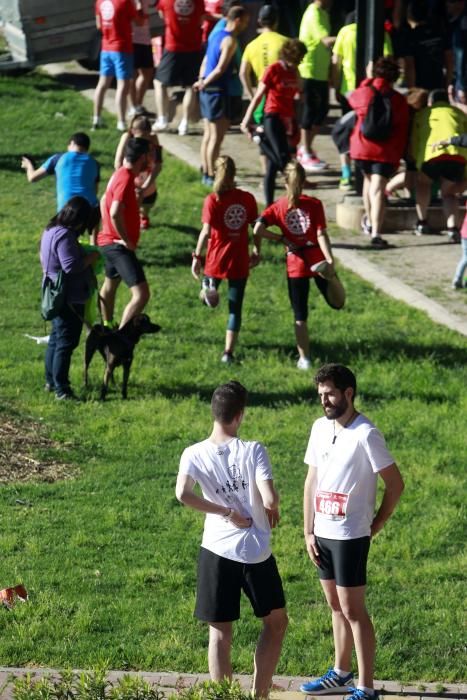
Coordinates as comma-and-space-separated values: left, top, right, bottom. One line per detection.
301, 79, 329, 129
133, 43, 154, 70
88, 204, 101, 234
287, 275, 341, 322
155, 49, 202, 87
142, 190, 158, 206
421, 158, 466, 182
195, 547, 286, 623
316, 536, 371, 588
199, 91, 242, 122
354, 159, 396, 179
101, 244, 146, 287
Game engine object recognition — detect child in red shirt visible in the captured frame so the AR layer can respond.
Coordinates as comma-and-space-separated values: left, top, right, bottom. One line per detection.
254, 161, 345, 370
191, 156, 259, 364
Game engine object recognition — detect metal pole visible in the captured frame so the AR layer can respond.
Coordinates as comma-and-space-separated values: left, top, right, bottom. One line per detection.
355, 0, 367, 86
366, 0, 385, 66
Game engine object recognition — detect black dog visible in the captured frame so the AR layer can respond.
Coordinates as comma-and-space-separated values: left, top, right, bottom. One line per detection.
84, 314, 161, 400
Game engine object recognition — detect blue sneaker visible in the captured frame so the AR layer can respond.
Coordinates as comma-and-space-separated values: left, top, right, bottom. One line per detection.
347, 690, 378, 700
300, 668, 354, 695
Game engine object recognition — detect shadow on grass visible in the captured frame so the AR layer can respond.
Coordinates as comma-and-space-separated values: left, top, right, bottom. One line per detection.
157, 223, 200, 237
0, 154, 51, 172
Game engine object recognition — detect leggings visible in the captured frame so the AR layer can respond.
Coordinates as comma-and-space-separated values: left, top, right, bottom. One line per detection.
207, 277, 247, 331
262, 113, 292, 205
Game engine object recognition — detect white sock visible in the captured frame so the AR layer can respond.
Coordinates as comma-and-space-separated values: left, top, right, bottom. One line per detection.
334, 668, 351, 677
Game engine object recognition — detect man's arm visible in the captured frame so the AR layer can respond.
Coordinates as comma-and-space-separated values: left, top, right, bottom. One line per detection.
21, 158, 48, 183
109, 200, 135, 250
175, 473, 252, 528
194, 35, 238, 90
256, 479, 280, 528
239, 59, 255, 99
371, 463, 404, 537
304, 465, 320, 566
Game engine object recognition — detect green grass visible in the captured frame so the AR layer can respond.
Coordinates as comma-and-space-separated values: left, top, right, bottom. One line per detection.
0, 72, 466, 682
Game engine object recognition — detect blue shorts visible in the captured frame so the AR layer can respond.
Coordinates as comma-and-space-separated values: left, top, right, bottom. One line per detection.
100, 51, 134, 80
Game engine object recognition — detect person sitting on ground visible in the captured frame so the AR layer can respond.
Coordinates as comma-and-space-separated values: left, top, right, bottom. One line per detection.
240, 38, 307, 205
410, 89, 467, 241
253, 160, 345, 371
22, 132, 101, 243
431, 131, 467, 286
114, 114, 162, 231
194, 6, 250, 186
98, 137, 152, 329
191, 156, 260, 364
40, 197, 100, 401
93, 0, 145, 132
348, 57, 409, 249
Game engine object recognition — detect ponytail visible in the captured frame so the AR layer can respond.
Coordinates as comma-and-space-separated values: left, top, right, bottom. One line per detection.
213, 155, 236, 198
284, 161, 305, 209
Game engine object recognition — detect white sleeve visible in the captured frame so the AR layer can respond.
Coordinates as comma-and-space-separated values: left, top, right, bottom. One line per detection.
253, 442, 273, 481
363, 428, 395, 473
304, 422, 317, 466
178, 447, 199, 481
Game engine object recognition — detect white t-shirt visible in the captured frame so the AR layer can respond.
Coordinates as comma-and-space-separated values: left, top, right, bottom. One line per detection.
304, 414, 394, 540
179, 437, 274, 564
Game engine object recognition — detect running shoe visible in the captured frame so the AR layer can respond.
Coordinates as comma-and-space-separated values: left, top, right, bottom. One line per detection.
298, 152, 328, 172
414, 220, 430, 236
300, 669, 354, 695
152, 116, 168, 132
447, 227, 461, 244
361, 214, 372, 236
178, 118, 189, 135
339, 177, 354, 192
297, 357, 311, 371
347, 689, 378, 700
117, 120, 127, 132
221, 351, 234, 364
370, 236, 389, 249
452, 279, 463, 289
91, 116, 103, 130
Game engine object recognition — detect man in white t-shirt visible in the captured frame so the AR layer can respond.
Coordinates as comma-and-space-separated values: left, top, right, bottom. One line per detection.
301, 364, 404, 700
176, 381, 288, 698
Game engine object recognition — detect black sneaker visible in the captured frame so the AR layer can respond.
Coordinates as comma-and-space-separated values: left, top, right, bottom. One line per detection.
448, 227, 461, 244
414, 220, 430, 236
55, 391, 79, 402
221, 351, 234, 364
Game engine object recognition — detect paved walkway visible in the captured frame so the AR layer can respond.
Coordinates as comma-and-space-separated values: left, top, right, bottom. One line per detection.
0, 667, 465, 700
43, 62, 467, 336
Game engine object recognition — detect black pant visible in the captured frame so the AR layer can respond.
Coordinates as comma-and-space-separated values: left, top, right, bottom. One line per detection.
262, 113, 292, 205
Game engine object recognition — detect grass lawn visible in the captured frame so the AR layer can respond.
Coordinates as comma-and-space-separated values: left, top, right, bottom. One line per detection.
0, 71, 465, 682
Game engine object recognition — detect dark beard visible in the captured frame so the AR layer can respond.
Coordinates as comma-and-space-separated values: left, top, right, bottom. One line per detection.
324, 396, 348, 420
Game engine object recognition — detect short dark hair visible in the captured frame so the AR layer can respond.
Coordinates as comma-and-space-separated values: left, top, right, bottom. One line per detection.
258, 4, 277, 27
47, 195, 92, 236
407, 0, 428, 22
211, 381, 248, 424
70, 132, 90, 150
314, 364, 357, 398
124, 137, 150, 164
429, 88, 449, 104
374, 56, 400, 83
227, 5, 248, 21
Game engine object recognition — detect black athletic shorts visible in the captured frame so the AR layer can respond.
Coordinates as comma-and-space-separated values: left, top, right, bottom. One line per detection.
287, 275, 342, 322
142, 190, 158, 206
354, 159, 396, 179
316, 536, 371, 587
101, 243, 146, 287
133, 43, 154, 70
301, 78, 329, 129
195, 547, 286, 623
155, 49, 202, 87
421, 158, 466, 182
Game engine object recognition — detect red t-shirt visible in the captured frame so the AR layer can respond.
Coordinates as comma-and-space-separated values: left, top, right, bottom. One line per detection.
96, 0, 138, 53
202, 0, 223, 44
260, 195, 326, 278
202, 188, 258, 279
159, 0, 205, 53
98, 167, 141, 248
262, 61, 301, 119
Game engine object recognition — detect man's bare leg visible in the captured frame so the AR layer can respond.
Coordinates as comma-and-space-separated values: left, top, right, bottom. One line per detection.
208, 622, 233, 681
119, 281, 150, 328
337, 585, 375, 690
321, 579, 353, 673
253, 608, 288, 698
99, 276, 121, 324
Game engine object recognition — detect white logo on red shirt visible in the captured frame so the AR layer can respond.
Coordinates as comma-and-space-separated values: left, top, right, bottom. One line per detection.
285, 208, 310, 236
100, 0, 115, 21
224, 204, 247, 230
174, 0, 194, 16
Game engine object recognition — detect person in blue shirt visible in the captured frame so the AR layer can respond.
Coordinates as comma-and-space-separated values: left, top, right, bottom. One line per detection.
21, 132, 101, 241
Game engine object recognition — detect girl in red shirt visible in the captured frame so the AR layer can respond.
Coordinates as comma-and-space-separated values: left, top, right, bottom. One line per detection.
254, 161, 345, 370
191, 156, 259, 364
240, 39, 307, 205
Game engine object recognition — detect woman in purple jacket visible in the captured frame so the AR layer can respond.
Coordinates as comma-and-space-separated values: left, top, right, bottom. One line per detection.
40, 196, 100, 400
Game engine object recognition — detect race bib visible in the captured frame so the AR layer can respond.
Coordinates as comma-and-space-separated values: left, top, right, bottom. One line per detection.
315, 490, 348, 519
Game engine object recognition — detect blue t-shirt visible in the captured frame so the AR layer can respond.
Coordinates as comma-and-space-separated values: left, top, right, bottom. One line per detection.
41, 151, 100, 211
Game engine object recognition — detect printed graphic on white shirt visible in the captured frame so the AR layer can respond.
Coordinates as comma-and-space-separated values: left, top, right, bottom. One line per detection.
285, 208, 310, 236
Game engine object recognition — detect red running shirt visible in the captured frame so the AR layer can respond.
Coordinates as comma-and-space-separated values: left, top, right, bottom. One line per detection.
202, 189, 258, 279
260, 195, 326, 278
95, 0, 138, 53
159, 0, 205, 53
202, 0, 223, 43
98, 167, 141, 249
262, 61, 301, 119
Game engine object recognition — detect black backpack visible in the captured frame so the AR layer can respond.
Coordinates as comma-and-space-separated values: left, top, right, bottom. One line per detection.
361, 85, 393, 141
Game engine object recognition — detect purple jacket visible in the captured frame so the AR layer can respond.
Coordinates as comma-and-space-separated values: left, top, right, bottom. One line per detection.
40, 225, 93, 304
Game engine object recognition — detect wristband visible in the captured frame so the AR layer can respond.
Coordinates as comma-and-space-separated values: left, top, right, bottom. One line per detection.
192, 251, 202, 261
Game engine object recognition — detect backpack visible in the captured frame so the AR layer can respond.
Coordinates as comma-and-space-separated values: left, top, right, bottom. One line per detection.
361, 85, 393, 141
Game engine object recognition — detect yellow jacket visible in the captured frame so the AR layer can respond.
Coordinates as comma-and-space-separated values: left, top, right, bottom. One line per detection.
410, 102, 467, 169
